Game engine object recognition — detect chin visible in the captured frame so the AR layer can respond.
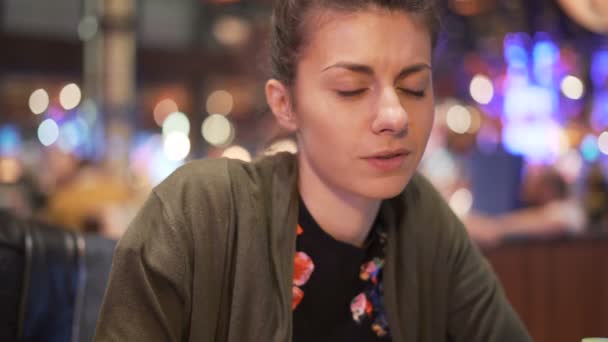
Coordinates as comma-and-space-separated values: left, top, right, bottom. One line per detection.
355, 173, 414, 200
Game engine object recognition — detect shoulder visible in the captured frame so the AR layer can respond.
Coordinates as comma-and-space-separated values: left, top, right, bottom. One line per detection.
401, 172, 455, 224
391, 172, 467, 247
151, 153, 297, 224
155, 158, 230, 196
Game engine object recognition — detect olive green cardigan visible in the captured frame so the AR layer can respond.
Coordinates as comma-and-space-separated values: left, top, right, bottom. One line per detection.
94, 152, 531, 341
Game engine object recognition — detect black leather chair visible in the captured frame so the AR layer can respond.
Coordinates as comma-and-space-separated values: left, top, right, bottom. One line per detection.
0, 210, 116, 342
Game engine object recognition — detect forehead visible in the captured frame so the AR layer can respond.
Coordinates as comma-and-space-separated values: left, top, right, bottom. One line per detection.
300, 7, 432, 68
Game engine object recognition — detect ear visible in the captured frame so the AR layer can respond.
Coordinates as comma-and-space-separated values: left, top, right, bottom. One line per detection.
265, 79, 298, 132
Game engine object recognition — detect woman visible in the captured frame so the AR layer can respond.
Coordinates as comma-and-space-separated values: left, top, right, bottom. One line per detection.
95, 1, 531, 341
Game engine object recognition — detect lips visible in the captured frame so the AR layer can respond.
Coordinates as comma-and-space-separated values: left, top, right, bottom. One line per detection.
365, 148, 410, 159
374, 152, 405, 159
363, 149, 411, 172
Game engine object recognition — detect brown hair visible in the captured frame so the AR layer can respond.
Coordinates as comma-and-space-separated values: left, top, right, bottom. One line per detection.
269, 0, 442, 86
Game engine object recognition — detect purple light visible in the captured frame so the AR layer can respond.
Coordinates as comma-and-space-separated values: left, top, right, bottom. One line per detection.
46, 105, 65, 122
591, 50, 608, 89
591, 90, 608, 131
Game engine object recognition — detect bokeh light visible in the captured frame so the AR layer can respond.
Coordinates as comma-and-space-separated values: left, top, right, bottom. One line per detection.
504, 85, 555, 122
0, 158, 21, 184
130, 134, 184, 186
59, 83, 82, 110
29, 89, 49, 115
504, 33, 529, 68
561, 75, 585, 100
0, 125, 21, 156
503, 120, 561, 163
591, 90, 608, 131
201, 114, 234, 146
449, 188, 473, 218
78, 16, 98, 41
57, 118, 88, 153
37, 119, 59, 146
533, 39, 559, 87
555, 149, 584, 182
222, 145, 251, 162
163, 131, 191, 161
162, 112, 190, 137
212, 16, 251, 47
154, 99, 179, 126
591, 49, 608, 88
419, 148, 457, 189
469, 74, 494, 105
580, 134, 600, 162
446, 105, 472, 134
206, 90, 234, 116
598, 131, 608, 155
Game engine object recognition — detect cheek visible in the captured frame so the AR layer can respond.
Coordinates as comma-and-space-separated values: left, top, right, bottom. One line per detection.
296, 88, 362, 150
408, 101, 435, 153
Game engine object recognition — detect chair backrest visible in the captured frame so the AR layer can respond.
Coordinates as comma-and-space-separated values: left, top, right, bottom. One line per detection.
0, 210, 25, 341
0, 210, 116, 342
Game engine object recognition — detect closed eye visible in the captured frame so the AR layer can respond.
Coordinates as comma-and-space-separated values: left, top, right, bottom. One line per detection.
398, 88, 426, 98
336, 88, 368, 97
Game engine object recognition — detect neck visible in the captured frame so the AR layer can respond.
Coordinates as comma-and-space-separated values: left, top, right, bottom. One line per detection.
297, 154, 381, 248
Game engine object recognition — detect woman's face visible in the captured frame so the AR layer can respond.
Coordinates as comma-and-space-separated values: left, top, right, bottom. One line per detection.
281, 7, 434, 200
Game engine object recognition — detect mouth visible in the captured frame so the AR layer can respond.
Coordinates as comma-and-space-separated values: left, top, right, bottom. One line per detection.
365, 149, 411, 159
362, 149, 412, 172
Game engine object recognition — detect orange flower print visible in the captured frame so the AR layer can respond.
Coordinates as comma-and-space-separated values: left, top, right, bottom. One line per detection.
293, 251, 314, 286
360, 258, 383, 283
297, 224, 303, 236
292, 286, 304, 310
372, 323, 388, 337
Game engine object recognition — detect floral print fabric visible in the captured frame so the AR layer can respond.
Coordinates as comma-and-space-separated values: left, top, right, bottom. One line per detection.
292, 219, 390, 339
351, 256, 390, 337
292, 225, 314, 309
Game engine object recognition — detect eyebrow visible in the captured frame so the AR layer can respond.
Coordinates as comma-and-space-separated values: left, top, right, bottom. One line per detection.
321, 62, 432, 80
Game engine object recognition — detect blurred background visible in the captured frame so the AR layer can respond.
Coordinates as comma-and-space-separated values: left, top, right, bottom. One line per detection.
0, 0, 607, 341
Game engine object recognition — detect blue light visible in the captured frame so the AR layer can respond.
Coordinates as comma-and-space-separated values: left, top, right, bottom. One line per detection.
591, 50, 608, 89
533, 41, 559, 66
0, 125, 21, 156
580, 134, 600, 162
58, 121, 81, 153
57, 117, 90, 156
533, 39, 559, 87
504, 33, 530, 68
505, 44, 528, 67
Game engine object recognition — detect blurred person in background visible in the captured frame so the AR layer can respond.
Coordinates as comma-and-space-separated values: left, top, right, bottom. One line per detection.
424, 110, 588, 247
95, 0, 530, 341
43, 146, 137, 239
464, 164, 587, 246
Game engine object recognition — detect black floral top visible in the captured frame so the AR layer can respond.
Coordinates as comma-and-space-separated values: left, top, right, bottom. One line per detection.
292, 197, 391, 341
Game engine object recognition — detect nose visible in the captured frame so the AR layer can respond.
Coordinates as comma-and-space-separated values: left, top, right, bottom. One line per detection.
371, 87, 409, 135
